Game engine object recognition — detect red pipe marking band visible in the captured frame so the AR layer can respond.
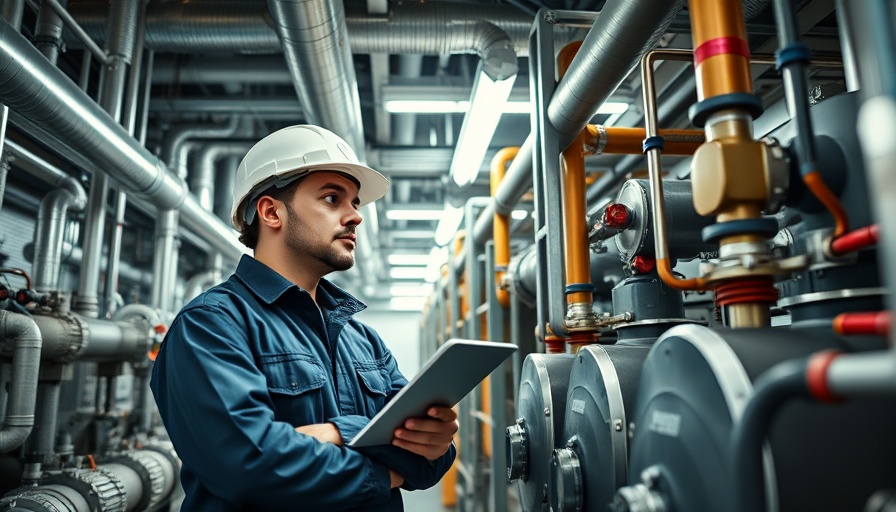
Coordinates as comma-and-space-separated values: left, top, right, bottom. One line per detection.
694, 36, 751, 66
806, 350, 842, 402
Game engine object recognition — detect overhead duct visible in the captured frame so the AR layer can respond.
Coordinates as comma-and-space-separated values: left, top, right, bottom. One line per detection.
0, 19, 245, 262
68, 0, 543, 55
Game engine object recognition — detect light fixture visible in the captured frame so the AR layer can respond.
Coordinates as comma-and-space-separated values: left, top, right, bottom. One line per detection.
511, 209, 531, 220
389, 267, 429, 280
383, 98, 629, 116
387, 254, 429, 266
385, 209, 444, 221
449, 68, 517, 187
434, 205, 464, 247
388, 296, 429, 311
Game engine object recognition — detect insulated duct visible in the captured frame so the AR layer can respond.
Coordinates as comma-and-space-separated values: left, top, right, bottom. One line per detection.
0, 20, 245, 262
68, 1, 542, 55
32, 179, 87, 293
471, 0, 687, 249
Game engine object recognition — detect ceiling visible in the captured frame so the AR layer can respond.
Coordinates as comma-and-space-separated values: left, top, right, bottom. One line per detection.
7, 0, 848, 310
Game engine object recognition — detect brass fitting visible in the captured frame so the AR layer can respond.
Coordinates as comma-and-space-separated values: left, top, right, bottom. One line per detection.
690, 113, 789, 221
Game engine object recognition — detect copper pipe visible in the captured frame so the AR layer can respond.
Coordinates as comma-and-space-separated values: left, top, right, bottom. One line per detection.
562, 130, 593, 305
584, 125, 704, 155
689, 0, 753, 99
491, 147, 519, 308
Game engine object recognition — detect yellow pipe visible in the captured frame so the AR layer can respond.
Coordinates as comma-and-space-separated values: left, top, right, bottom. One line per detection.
584, 125, 704, 156
689, 0, 753, 100
491, 147, 519, 309
561, 130, 593, 305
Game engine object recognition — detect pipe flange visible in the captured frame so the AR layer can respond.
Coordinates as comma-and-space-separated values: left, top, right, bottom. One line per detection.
550, 441, 583, 512
42, 468, 127, 512
110, 450, 168, 511
701, 254, 809, 285
506, 419, 529, 482
566, 302, 600, 331
0, 486, 82, 511
612, 466, 669, 512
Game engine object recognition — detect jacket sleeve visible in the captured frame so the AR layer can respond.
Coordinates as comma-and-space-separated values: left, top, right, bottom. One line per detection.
150, 304, 392, 510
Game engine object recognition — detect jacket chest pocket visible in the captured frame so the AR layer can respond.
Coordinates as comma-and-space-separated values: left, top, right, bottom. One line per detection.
260, 353, 326, 425
354, 360, 391, 417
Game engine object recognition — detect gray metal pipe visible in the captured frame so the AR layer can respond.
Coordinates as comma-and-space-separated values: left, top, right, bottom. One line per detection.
0, 20, 186, 211
32, 182, 88, 292
151, 210, 180, 313
161, 118, 241, 179
34, 0, 66, 63
0, 310, 41, 452
267, 0, 366, 159
472, 0, 686, 247
29, 379, 61, 462
194, 142, 254, 212
0, 21, 246, 262
69, 1, 542, 55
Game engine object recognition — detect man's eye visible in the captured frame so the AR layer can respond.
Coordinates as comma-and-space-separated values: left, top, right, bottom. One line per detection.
324, 195, 338, 204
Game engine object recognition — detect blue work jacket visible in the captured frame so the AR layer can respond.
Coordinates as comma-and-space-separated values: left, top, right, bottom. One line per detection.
151, 255, 456, 511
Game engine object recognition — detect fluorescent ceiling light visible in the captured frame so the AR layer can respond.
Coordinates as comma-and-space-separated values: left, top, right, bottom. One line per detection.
387, 254, 429, 266
511, 209, 530, 220
385, 209, 444, 221
389, 284, 433, 297
450, 69, 516, 187
390, 267, 429, 280
434, 205, 464, 247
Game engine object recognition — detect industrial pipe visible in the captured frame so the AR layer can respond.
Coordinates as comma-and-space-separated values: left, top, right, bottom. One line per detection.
0, 20, 246, 263
491, 147, 518, 309
76, 0, 140, 317
830, 224, 879, 255
584, 125, 704, 155
641, 49, 709, 292
833, 311, 890, 337
69, 1, 540, 55
32, 177, 87, 293
471, 0, 686, 250
561, 130, 599, 343
34, 0, 66, 63
772, 0, 849, 239
0, 310, 41, 452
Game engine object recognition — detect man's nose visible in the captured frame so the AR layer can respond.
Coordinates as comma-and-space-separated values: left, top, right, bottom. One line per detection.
345, 205, 363, 226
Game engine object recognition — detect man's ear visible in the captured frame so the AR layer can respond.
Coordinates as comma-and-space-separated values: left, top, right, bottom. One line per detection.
256, 196, 283, 229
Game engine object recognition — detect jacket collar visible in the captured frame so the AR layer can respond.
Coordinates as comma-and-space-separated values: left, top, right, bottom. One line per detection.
234, 255, 366, 315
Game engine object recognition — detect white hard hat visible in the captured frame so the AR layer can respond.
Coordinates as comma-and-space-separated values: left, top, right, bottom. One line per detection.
230, 125, 389, 230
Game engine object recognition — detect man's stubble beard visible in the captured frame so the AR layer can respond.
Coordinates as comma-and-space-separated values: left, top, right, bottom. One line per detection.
284, 203, 355, 272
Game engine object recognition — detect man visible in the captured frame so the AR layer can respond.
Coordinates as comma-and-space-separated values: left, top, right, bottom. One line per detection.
151, 125, 457, 511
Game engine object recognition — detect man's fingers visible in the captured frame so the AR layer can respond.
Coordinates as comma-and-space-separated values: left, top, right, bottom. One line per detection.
403, 417, 459, 435
392, 437, 445, 460
426, 406, 458, 422
394, 427, 453, 446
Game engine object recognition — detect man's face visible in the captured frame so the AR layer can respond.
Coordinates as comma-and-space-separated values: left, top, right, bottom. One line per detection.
282, 171, 363, 273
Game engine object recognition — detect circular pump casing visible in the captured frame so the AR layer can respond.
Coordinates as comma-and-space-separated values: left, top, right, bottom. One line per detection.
508, 353, 576, 512
613, 179, 714, 263
549, 343, 652, 512
622, 324, 896, 512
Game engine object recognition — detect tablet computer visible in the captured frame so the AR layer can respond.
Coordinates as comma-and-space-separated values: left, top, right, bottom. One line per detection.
348, 338, 517, 447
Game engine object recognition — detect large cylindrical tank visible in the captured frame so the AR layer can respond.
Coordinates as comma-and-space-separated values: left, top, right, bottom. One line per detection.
618, 324, 896, 512
549, 342, 652, 512
507, 353, 576, 512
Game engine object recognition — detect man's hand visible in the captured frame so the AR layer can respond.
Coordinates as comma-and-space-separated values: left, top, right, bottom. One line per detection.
389, 470, 405, 489
392, 406, 458, 460
294, 423, 344, 445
